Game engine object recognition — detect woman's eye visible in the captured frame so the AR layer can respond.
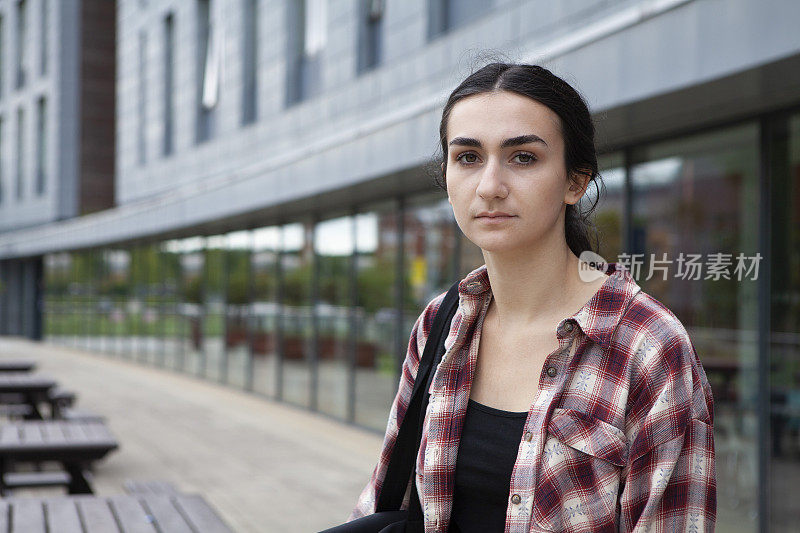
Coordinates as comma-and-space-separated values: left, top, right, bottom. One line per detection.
456, 153, 479, 164
513, 153, 536, 164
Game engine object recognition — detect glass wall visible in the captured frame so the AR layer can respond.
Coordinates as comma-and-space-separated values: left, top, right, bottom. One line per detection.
203, 236, 227, 382
769, 111, 800, 532
595, 152, 625, 261
403, 193, 459, 342
315, 214, 354, 420
354, 202, 399, 430
159, 241, 184, 369
631, 123, 761, 531
108, 248, 131, 357
225, 231, 253, 389
281, 222, 313, 408
179, 238, 205, 376
251, 226, 280, 398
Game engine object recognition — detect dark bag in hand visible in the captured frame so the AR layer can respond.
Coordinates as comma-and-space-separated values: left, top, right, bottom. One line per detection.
318, 282, 460, 533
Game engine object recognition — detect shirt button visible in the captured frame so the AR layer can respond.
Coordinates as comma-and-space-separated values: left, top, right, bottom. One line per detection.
563, 321, 574, 332
511, 494, 521, 505
523, 431, 532, 442
546, 366, 558, 378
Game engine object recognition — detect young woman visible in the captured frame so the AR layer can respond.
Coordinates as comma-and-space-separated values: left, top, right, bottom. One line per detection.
346, 63, 716, 532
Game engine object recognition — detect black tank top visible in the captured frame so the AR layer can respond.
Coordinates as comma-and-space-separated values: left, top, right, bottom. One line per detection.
448, 398, 528, 532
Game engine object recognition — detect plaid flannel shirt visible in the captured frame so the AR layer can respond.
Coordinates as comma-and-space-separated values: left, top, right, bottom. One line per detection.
347, 262, 716, 532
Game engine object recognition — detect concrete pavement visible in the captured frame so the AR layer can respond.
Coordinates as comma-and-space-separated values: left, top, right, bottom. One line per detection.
0, 337, 383, 532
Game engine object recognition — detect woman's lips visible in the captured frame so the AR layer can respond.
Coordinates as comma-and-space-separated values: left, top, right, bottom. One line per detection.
475, 213, 516, 223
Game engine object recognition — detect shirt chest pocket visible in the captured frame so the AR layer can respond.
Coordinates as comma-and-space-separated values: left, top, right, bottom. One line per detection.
533, 408, 627, 532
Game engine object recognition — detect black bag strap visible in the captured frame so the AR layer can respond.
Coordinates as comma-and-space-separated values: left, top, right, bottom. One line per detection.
375, 281, 460, 517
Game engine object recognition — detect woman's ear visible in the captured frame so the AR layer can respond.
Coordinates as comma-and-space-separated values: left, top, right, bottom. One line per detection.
565, 170, 591, 205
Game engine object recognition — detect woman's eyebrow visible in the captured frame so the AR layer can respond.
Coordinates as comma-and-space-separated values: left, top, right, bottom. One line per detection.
448, 134, 548, 148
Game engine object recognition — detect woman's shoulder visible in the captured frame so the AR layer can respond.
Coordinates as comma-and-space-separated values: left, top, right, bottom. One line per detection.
614, 289, 708, 382
618, 289, 713, 415
621, 289, 694, 347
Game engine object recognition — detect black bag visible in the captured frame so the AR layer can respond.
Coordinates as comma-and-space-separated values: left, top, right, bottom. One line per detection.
319, 282, 460, 533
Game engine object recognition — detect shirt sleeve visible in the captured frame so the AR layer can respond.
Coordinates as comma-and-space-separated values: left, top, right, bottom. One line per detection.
345, 292, 445, 522
619, 330, 717, 532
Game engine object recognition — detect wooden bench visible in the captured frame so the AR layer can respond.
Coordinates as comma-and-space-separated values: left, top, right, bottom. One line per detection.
0, 374, 57, 420
0, 360, 36, 373
0, 493, 233, 532
0, 421, 118, 495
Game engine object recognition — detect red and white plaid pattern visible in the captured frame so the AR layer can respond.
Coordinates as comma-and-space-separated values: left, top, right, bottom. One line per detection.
347, 262, 716, 532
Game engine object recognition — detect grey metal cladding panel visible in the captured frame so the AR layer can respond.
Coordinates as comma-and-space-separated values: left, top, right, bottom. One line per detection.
540, 0, 800, 113
0, 106, 440, 258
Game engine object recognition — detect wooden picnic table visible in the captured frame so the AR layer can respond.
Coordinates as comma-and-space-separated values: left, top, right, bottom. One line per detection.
0, 360, 36, 373
0, 421, 118, 494
0, 493, 233, 532
0, 374, 57, 419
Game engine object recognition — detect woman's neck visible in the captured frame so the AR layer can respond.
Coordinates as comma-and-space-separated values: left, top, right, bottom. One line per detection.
482, 239, 589, 329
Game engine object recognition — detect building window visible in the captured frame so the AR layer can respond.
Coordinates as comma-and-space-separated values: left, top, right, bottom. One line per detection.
16, 0, 28, 89
40, 0, 48, 76
0, 117, 4, 204
35, 96, 45, 195
137, 30, 147, 165
0, 17, 5, 98
427, 0, 494, 39
357, 0, 383, 74
15, 107, 24, 200
286, 0, 326, 106
241, 0, 258, 125
196, 0, 217, 143
163, 13, 174, 156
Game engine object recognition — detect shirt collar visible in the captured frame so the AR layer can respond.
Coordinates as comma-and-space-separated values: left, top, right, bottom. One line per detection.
457, 261, 642, 347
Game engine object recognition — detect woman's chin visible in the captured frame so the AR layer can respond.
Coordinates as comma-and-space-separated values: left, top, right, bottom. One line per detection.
468, 236, 529, 254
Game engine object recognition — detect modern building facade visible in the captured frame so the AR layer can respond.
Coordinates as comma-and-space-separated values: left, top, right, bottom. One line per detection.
0, 0, 115, 337
0, 0, 798, 530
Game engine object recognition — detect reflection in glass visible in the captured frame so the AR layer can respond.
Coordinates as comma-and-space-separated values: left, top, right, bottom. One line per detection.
251, 226, 280, 397
142, 243, 163, 364
204, 235, 227, 382
769, 113, 800, 532
159, 241, 183, 369
225, 231, 252, 389
594, 152, 625, 262
106, 248, 131, 357
281, 222, 312, 408
354, 203, 399, 430
404, 193, 458, 341
43, 253, 71, 344
315, 215, 354, 420
179, 238, 205, 376
631, 124, 760, 531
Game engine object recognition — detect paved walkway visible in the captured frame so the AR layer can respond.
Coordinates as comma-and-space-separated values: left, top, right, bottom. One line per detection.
0, 337, 383, 532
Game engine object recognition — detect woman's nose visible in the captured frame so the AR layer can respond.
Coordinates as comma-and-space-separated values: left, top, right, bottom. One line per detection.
476, 160, 508, 199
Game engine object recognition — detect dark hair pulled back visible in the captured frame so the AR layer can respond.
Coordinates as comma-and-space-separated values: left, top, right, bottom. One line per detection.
435, 62, 603, 257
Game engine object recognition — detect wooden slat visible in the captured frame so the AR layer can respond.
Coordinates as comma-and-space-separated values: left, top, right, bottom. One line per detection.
9, 500, 46, 533
0, 500, 9, 532
174, 494, 233, 533
0, 425, 22, 446
139, 495, 193, 533
108, 495, 157, 533
45, 499, 84, 533
20, 422, 45, 445
42, 421, 69, 445
76, 497, 120, 533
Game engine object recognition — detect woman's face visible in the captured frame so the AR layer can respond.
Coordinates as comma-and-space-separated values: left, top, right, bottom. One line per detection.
444, 90, 587, 254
